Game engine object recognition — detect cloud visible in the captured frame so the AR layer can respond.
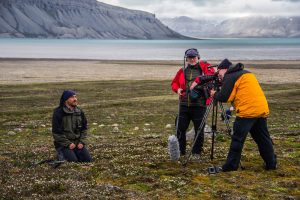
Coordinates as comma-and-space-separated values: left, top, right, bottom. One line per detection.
98, 0, 300, 18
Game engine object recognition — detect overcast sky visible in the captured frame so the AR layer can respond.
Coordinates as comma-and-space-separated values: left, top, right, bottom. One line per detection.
98, 0, 300, 19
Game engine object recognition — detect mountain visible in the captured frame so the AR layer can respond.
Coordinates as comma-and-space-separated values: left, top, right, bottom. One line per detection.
0, 0, 188, 39
160, 16, 300, 38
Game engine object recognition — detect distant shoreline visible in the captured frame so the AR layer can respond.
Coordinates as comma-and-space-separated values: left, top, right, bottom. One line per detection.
1, 57, 300, 64
1, 59, 300, 85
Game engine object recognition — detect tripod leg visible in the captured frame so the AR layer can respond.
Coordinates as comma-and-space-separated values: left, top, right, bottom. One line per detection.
219, 102, 232, 136
182, 102, 213, 167
210, 101, 218, 160
219, 103, 245, 170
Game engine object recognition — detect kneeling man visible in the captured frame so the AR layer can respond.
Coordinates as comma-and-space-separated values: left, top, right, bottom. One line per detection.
52, 90, 92, 162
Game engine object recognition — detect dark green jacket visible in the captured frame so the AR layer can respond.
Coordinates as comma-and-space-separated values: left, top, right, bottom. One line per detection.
52, 106, 88, 148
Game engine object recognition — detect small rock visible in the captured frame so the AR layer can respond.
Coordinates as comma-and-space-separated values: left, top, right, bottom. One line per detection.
92, 122, 98, 125
112, 127, 119, 133
105, 184, 121, 191
143, 128, 150, 131
112, 123, 119, 127
7, 131, 16, 135
14, 128, 22, 132
40, 124, 46, 128
134, 127, 139, 131
142, 134, 160, 139
204, 125, 212, 133
98, 124, 105, 127
144, 123, 150, 126
165, 124, 172, 129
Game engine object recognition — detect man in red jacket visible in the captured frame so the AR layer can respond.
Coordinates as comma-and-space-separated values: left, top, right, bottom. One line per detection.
171, 48, 215, 157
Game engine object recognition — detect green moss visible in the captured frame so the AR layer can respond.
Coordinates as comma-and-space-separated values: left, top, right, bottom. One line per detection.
124, 183, 152, 192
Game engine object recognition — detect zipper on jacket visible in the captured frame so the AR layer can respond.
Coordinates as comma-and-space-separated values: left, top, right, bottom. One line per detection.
188, 70, 192, 107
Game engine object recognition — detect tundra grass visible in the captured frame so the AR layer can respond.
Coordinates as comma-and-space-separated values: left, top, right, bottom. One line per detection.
0, 80, 299, 199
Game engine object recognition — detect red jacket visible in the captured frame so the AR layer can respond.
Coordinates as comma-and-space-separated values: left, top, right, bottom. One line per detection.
171, 61, 215, 105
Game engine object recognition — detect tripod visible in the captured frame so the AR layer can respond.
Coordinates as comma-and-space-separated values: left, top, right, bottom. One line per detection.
182, 98, 233, 167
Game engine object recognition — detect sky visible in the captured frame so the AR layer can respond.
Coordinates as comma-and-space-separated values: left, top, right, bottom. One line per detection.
98, 0, 300, 19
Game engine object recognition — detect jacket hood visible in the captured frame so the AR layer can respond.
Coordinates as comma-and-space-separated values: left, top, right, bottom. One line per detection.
62, 105, 80, 114
227, 63, 244, 74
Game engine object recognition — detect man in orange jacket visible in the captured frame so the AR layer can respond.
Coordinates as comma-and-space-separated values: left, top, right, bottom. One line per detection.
210, 59, 277, 171
171, 48, 215, 157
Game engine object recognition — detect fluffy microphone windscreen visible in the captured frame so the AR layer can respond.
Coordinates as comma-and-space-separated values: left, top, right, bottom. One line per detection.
168, 135, 180, 161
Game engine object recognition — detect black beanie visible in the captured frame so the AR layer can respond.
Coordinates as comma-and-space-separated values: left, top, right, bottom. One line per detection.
59, 90, 76, 106
217, 59, 232, 70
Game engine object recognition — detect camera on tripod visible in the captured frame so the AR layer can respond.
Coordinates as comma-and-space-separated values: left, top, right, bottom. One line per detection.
189, 73, 221, 100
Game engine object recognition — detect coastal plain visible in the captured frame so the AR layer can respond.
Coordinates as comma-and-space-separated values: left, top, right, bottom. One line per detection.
1, 59, 300, 84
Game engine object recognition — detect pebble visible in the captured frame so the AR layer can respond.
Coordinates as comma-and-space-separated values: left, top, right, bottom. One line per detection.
14, 128, 22, 132
98, 124, 105, 127
112, 127, 119, 133
204, 125, 212, 133
40, 124, 46, 128
144, 123, 150, 126
165, 124, 172, 128
134, 127, 139, 131
92, 122, 98, 125
112, 123, 119, 127
105, 184, 121, 191
7, 131, 16, 135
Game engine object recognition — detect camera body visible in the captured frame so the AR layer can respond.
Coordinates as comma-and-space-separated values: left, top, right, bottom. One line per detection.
189, 73, 222, 100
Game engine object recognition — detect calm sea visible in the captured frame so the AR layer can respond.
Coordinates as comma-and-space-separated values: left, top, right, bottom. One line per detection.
1, 38, 300, 60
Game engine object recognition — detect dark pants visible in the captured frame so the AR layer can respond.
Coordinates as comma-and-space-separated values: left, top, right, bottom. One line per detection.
56, 146, 92, 162
176, 105, 206, 155
222, 117, 277, 171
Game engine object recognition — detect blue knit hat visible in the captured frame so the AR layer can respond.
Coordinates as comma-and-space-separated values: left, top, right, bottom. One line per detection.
59, 90, 76, 106
185, 48, 200, 57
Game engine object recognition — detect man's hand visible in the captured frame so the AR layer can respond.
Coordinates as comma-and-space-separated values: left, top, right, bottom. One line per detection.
210, 89, 216, 97
77, 143, 84, 149
177, 88, 183, 96
190, 81, 198, 90
69, 143, 76, 150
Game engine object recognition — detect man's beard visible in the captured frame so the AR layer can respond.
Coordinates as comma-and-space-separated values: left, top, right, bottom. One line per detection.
68, 101, 77, 108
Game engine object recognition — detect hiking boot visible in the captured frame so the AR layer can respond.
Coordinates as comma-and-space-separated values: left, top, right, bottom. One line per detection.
208, 166, 222, 174
265, 155, 277, 170
265, 163, 277, 170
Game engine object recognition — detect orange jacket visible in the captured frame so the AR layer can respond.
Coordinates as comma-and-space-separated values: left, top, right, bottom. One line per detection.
215, 64, 269, 118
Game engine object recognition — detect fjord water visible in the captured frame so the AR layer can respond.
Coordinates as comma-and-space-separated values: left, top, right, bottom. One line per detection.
1, 38, 300, 60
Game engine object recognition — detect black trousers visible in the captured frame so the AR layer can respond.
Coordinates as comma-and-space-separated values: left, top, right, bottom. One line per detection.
222, 117, 277, 171
56, 146, 92, 162
176, 104, 206, 155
